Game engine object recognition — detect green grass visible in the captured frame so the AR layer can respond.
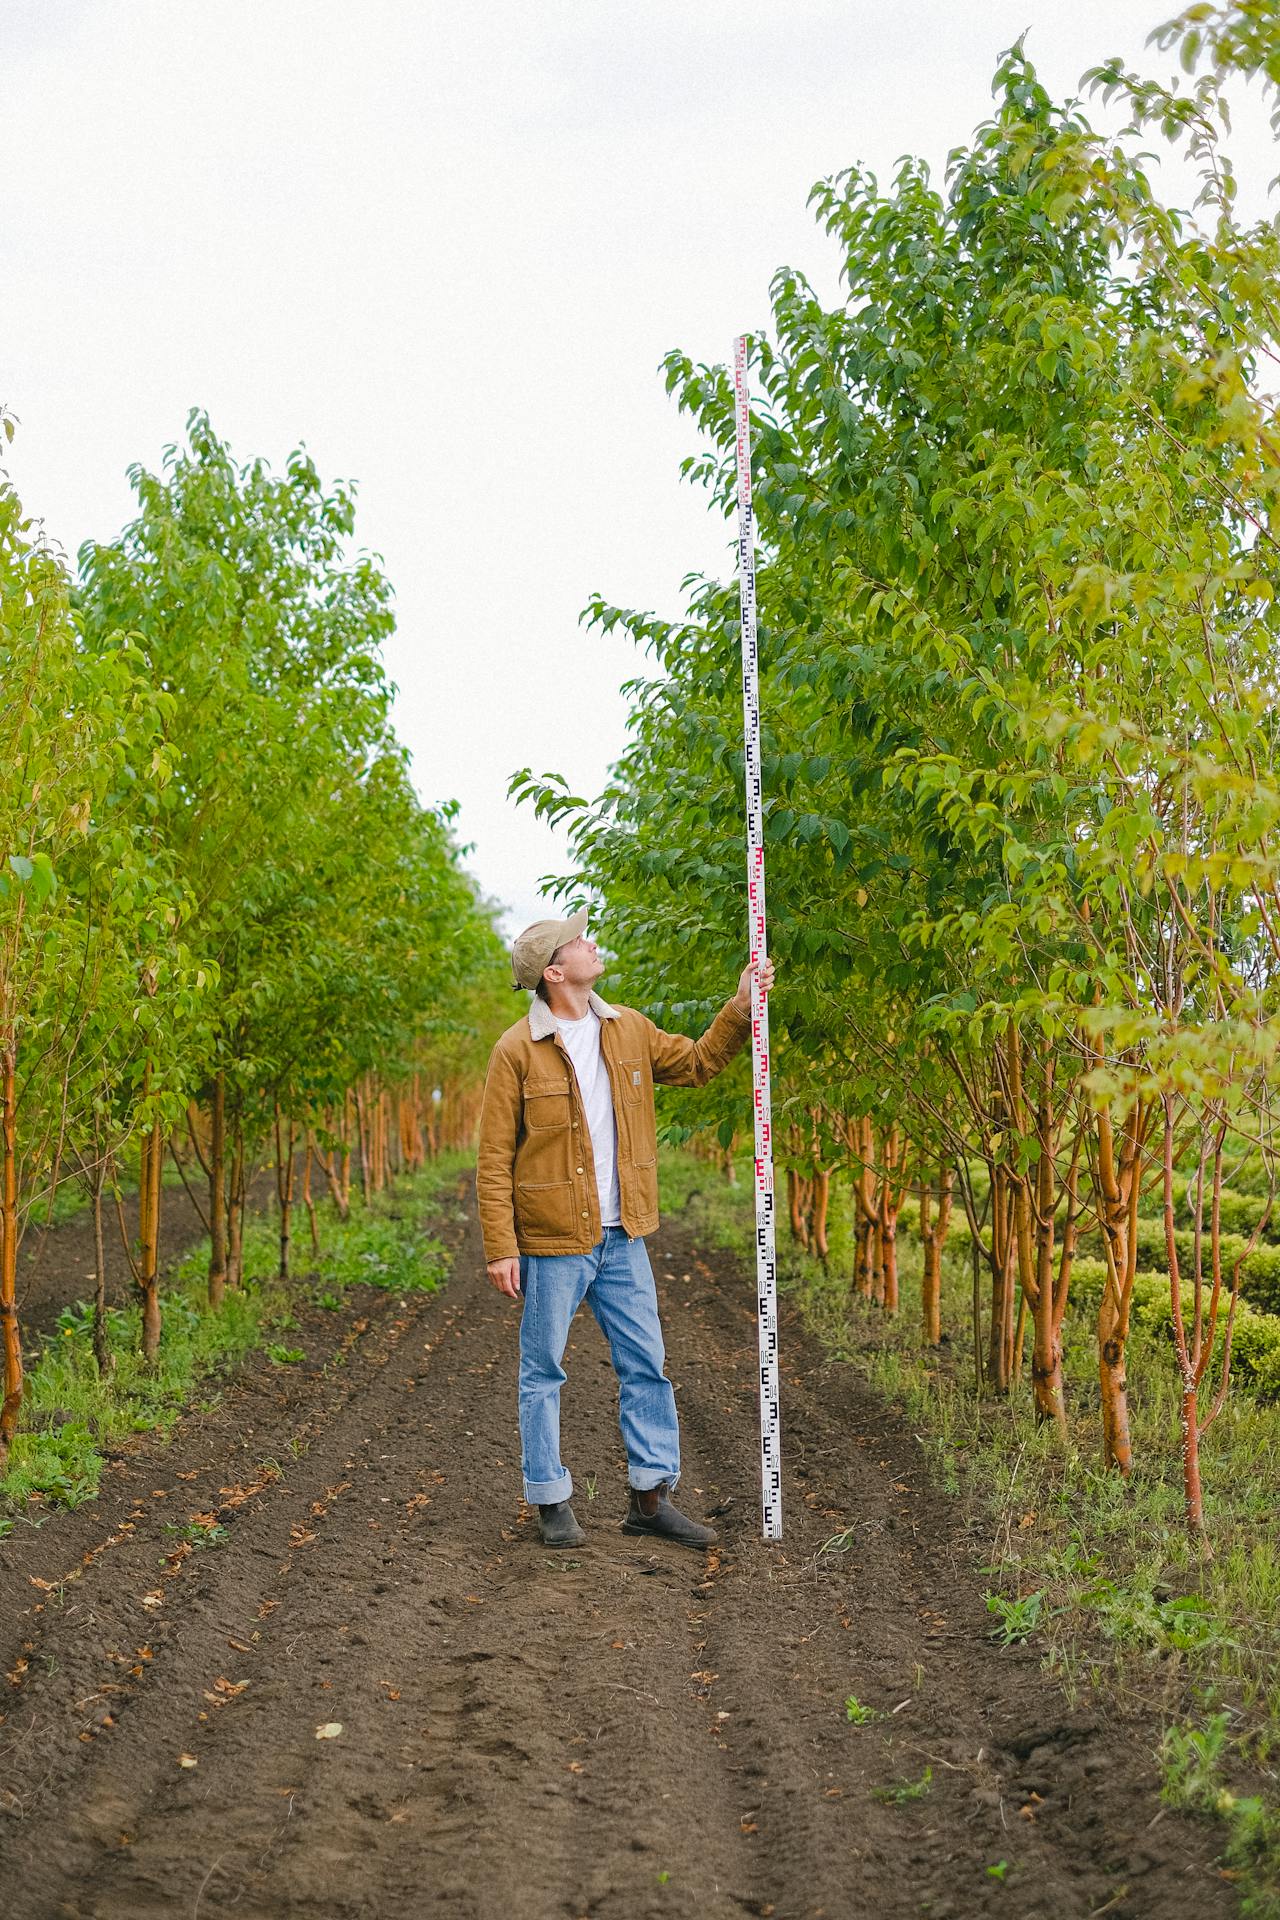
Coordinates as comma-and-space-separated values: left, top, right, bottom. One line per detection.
312, 1207, 452, 1294
659, 1142, 1280, 1904
871, 1764, 932, 1806
1, 1150, 471, 1520
843, 1693, 879, 1725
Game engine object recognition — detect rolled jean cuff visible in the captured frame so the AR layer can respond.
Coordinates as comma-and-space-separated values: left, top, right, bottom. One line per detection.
524, 1471, 573, 1505
628, 1468, 679, 1493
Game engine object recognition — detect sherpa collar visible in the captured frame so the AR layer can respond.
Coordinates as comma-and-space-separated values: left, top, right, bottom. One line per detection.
527, 990, 620, 1042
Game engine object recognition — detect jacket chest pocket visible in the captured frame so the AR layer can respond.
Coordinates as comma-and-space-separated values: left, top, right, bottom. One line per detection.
524, 1078, 571, 1130
618, 1058, 645, 1104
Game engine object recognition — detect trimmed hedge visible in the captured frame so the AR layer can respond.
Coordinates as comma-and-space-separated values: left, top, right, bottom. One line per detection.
1128, 1221, 1280, 1318
1168, 1175, 1278, 1245
1071, 1258, 1280, 1402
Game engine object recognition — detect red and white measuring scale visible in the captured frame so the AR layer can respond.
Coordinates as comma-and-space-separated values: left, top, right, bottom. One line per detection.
733, 335, 783, 1542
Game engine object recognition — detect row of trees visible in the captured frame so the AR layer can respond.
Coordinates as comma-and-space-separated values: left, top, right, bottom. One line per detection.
513, 7, 1280, 1534
1, 411, 508, 1468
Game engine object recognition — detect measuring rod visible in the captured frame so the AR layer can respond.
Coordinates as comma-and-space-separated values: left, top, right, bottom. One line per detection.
733, 334, 782, 1542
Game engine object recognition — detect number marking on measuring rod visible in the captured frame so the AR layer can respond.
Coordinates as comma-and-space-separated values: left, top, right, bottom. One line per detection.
733, 334, 782, 1543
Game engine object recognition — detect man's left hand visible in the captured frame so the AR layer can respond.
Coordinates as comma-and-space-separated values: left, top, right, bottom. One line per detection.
735, 955, 775, 1012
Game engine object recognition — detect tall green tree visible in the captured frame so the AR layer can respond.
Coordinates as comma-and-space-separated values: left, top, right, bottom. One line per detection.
514, 32, 1280, 1530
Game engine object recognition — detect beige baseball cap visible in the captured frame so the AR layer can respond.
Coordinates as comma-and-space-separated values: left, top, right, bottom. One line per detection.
509, 906, 589, 991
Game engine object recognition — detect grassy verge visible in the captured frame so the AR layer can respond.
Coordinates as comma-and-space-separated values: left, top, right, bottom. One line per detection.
659, 1143, 1280, 1915
1, 1150, 472, 1527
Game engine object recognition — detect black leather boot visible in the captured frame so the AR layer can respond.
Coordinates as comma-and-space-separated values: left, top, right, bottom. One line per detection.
620, 1483, 716, 1550
538, 1500, 586, 1548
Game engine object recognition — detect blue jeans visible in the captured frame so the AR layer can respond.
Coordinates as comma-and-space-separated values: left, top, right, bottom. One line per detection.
518, 1226, 680, 1505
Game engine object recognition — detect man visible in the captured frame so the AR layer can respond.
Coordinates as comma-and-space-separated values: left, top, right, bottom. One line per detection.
477, 906, 774, 1550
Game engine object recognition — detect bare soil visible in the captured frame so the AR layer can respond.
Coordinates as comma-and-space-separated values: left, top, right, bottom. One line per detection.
0, 1178, 1235, 1919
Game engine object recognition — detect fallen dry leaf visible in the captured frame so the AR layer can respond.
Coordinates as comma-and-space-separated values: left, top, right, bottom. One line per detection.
315, 1722, 343, 1740
177, 1753, 198, 1769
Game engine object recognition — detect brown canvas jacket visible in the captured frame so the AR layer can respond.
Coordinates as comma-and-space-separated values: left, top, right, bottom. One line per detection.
476, 989, 752, 1262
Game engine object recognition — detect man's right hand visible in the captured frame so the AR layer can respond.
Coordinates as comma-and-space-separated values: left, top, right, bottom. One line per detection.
487, 1258, 520, 1299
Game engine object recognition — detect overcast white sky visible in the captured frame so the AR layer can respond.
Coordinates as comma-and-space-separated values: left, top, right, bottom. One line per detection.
3, 2, 1275, 943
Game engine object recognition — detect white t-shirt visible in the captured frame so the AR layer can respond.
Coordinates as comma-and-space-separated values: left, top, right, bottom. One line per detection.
554, 1008, 621, 1228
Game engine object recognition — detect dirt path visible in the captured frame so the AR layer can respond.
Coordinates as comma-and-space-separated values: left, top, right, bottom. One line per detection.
0, 1184, 1232, 1920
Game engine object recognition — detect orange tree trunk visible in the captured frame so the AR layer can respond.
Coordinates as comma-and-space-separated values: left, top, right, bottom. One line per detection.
787, 1166, 805, 1245
1006, 1041, 1074, 1435
340, 1089, 354, 1212
1027, 1102, 1074, 1437
880, 1204, 900, 1313
275, 1106, 296, 1282
1104, 1154, 1146, 1475
812, 1167, 830, 1261
986, 1163, 1017, 1394
1097, 1288, 1133, 1474
871, 1213, 886, 1306
1093, 1095, 1149, 1476
1160, 1103, 1255, 1541
355, 1080, 372, 1206
208, 1071, 227, 1308
855, 1212, 873, 1296
227, 1119, 246, 1288
137, 1113, 163, 1364
878, 1125, 907, 1316
842, 1115, 876, 1299
1164, 1107, 1206, 1536
302, 1135, 321, 1257
919, 1166, 953, 1347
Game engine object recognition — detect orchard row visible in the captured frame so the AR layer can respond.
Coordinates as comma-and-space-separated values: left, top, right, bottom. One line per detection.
516, 24, 1280, 1537
0, 412, 506, 1469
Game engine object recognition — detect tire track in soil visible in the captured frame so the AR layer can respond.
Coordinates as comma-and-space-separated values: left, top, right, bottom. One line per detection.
0, 1182, 1233, 1920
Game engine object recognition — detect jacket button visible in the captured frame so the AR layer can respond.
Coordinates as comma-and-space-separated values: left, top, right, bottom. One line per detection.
576, 1166, 584, 1174
572, 1120, 579, 1129
581, 1209, 589, 1219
